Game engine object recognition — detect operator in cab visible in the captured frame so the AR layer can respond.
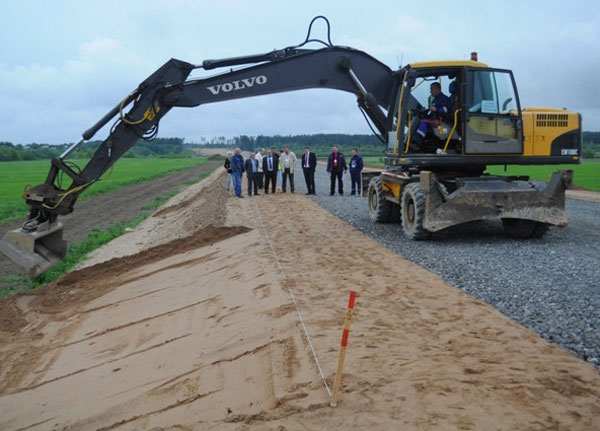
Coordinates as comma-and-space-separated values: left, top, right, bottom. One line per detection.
415, 82, 452, 149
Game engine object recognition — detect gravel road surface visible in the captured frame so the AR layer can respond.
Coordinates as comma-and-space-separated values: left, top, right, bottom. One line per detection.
289, 164, 600, 369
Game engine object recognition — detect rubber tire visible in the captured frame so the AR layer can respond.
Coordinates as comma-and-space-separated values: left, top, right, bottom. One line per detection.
401, 182, 431, 240
531, 222, 550, 238
390, 203, 401, 224
368, 177, 392, 223
502, 218, 535, 238
529, 181, 551, 238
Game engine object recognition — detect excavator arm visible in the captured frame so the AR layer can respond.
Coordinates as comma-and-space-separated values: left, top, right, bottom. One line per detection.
1, 21, 394, 277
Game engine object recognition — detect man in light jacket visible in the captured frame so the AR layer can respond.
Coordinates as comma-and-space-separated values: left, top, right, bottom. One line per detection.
255, 148, 265, 189
280, 146, 297, 193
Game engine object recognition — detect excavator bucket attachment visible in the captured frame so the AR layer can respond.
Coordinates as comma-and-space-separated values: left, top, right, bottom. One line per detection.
0, 223, 67, 278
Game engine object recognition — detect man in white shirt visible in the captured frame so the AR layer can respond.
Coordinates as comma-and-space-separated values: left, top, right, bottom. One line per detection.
280, 146, 297, 193
255, 148, 265, 190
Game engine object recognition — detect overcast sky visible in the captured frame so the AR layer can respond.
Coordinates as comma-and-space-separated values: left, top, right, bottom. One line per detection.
1, 0, 598, 145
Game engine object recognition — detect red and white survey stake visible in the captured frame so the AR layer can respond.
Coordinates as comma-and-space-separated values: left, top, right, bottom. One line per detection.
330, 290, 357, 407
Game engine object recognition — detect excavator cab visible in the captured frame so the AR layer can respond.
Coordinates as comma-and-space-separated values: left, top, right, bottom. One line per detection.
388, 60, 524, 159
388, 60, 528, 162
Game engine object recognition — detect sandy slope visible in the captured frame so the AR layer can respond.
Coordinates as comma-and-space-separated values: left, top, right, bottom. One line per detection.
0, 173, 599, 430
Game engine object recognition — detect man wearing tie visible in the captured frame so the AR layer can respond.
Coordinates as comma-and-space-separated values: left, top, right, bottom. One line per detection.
244, 151, 260, 196
301, 146, 317, 195
326, 146, 347, 196
262, 149, 278, 194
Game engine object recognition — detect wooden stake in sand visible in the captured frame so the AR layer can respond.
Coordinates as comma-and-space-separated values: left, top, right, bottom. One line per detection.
330, 290, 357, 407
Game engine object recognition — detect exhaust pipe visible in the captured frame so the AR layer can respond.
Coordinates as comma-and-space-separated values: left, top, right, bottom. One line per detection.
0, 223, 67, 278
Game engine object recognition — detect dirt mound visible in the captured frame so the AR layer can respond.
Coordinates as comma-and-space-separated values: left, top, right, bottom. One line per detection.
0, 160, 222, 282
0, 225, 249, 334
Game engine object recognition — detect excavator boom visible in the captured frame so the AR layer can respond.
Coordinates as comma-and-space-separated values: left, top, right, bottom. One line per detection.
0, 17, 394, 277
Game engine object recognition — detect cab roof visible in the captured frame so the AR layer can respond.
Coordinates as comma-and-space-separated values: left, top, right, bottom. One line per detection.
408, 60, 489, 69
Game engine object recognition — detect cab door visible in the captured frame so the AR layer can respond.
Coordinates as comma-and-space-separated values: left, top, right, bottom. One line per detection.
462, 68, 523, 154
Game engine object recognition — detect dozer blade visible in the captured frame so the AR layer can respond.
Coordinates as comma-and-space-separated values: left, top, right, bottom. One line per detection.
0, 223, 67, 278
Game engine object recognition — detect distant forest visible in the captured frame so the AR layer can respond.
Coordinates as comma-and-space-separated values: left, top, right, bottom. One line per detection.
1, 132, 599, 161
221, 134, 384, 157
0, 138, 193, 161
582, 131, 600, 158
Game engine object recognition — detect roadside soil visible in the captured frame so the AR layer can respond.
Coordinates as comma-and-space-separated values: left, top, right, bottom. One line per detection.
566, 189, 600, 203
0, 173, 599, 430
0, 159, 223, 281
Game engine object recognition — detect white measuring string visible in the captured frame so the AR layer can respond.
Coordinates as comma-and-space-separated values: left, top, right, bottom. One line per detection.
252, 200, 332, 397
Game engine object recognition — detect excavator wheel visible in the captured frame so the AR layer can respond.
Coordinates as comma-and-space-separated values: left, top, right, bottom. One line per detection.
390, 203, 401, 223
368, 176, 392, 223
502, 218, 549, 239
401, 182, 430, 240
531, 222, 550, 238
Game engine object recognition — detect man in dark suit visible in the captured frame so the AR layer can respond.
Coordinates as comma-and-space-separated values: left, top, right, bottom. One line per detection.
262, 149, 278, 194
326, 146, 347, 196
244, 151, 260, 196
301, 146, 317, 195
349, 148, 364, 196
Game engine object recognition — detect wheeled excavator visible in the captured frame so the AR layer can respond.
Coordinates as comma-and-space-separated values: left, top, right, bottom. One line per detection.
0, 16, 581, 277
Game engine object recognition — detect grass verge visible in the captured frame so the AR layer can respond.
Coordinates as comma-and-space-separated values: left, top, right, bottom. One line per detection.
0, 169, 214, 298
0, 158, 209, 225
362, 157, 600, 191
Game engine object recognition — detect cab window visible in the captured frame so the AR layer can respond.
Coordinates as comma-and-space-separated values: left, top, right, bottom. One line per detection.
467, 70, 518, 114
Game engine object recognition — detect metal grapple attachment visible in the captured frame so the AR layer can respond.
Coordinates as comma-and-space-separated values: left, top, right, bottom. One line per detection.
0, 223, 67, 278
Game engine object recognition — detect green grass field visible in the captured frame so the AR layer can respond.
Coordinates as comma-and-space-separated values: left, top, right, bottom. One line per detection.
362, 157, 600, 191
486, 159, 600, 191
0, 158, 208, 224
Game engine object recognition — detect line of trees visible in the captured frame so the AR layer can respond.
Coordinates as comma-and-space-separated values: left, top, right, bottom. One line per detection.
0, 138, 194, 161
196, 133, 386, 157
583, 131, 600, 158
2, 131, 599, 161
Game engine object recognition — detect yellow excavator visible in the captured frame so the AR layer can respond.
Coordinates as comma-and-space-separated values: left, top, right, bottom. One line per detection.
364, 52, 579, 239
0, 17, 580, 277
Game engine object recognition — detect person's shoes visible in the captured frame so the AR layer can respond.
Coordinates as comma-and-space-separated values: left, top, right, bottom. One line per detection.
305, 192, 311, 195
330, 192, 334, 196
339, 192, 344, 196
291, 190, 295, 194
350, 191, 355, 195
282, 190, 286, 193
237, 195, 244, 198
265, 191, 269, 194
254, 193, 260, 196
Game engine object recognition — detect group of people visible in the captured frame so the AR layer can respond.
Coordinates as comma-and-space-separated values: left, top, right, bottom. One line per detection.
224, 146, 364, 198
